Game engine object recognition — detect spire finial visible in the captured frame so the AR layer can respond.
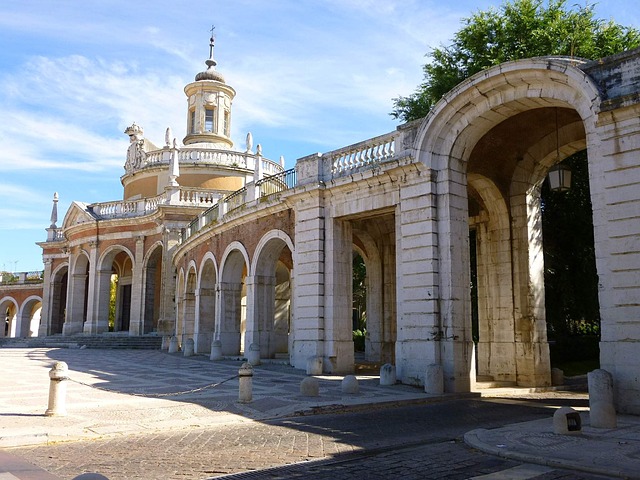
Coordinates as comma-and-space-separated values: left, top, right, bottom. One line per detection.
206, 25, 217, 69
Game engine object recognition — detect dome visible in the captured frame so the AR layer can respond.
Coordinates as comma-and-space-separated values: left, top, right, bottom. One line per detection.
195, 58, 226, 83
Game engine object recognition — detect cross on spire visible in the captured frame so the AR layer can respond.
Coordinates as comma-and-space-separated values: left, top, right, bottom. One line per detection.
209, 25, 216, 60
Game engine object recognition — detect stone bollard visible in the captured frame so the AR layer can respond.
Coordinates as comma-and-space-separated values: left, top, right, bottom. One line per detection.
380, 363, 396, 386
425, 364, 444, 395
45, 361, 69, 416
238, 362, 253, 403
168, 336, 179, 353
342, 375, 359, 394
247, 343, 261, 366
553, 406, 582, 434
161, 336, 170, 350
210, 339, 223, 361
551, 368, 564, 386
300, 377, 320, 397
306, 356, 323, 375
588, 369, 617, 429
183, 338, 195, 357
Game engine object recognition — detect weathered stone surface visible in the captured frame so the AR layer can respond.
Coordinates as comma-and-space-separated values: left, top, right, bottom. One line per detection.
300, 377, 320, 397
553, 406, 582, 435
341, 375, 359, 394
380, 363, 397, 386
588, 369, 617, 429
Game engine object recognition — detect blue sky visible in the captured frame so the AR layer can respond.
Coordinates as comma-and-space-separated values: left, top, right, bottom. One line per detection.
0, 0, 638, 272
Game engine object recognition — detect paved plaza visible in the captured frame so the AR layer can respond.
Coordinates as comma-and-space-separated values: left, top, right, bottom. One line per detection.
1, 348, 640, 479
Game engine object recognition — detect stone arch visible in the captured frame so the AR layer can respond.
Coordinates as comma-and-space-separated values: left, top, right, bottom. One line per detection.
179, 261, 199, 347
195, 253, 218, 353
468, 174, 514, 382
18, 295, 43, 338
94, 246, 135, 334
247, 230, 294, 359
175, 268, 186, 346
0, 297, 19, 338
66, 251, 91, 335
219, 242, 250, 355
142, 242, 163, 334
414, 57, 601, 390
49, 263, 69, 335
352, 227, 393, 365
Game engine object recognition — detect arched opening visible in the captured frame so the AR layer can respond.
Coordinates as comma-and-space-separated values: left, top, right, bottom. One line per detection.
466, 106, 590, 387
182, 267, 197, 347
50, 266, 68, 335
352, 219, 396, 371
219, 249, 248, 356
96, 249, 134, 334
1, 299, 18, 337
250, 234, 293, 360
175, 269, 185, 347
196, 257, 217, 353
143, 245, 163, 334
19, 297, 42, 338
66, 253, 90, 335
541, 151, 600, 375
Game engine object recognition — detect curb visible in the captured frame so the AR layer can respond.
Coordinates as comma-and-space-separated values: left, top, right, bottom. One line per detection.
463, 428, 639, 480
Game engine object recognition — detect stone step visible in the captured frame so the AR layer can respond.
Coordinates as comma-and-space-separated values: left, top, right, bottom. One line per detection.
0, 335, 162, 350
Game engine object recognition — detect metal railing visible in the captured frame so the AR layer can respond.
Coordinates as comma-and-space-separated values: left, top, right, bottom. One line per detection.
180, 168, 297, 243
255, 168, 297, 198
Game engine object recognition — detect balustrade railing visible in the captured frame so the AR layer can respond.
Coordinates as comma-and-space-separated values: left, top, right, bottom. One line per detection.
90, 192, 167, 219
178, 188, 224, 206
0, 271, 44, 285
331, 132, 396, 175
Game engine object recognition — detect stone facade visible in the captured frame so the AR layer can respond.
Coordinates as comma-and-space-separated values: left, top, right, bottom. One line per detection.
1, 44, 639, 413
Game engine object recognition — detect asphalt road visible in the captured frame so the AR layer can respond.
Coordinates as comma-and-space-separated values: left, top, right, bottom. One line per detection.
7, 397, 615, 480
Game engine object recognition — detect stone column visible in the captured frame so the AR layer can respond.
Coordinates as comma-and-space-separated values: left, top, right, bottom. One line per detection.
509, 186, 551, 387
38, 259, 54, 337
128, 236, 145, 336
290, 189, 326, 371
82, 241, 100, 334
194, 287, 215, 354
218, 282, 243, 355
245, 275, 276, 358
157, 226, 180, 336
63, 253, 88, 336
395, 170, 442, 387
323, 217, 354, 374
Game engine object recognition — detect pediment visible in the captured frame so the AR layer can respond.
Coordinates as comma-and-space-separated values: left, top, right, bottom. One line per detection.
61, 202, 97, 229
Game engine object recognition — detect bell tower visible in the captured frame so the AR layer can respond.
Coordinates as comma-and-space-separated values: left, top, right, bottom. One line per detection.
183, 30, 235, 147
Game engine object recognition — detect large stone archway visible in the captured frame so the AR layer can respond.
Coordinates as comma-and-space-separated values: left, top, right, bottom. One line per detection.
414, 57, 601, 391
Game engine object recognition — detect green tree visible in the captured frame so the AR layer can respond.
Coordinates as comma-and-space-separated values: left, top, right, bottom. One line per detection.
392, 0, 640, 122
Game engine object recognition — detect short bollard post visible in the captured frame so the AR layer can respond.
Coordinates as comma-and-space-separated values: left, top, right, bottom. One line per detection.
210, 339, 223, 361
238, 362, 253, 403
168, 336, 179, 353
45, 361, 69, 416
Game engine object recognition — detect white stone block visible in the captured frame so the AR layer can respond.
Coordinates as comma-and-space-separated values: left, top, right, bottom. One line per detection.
425, 364, 444, 395
306, 356, 323, 375
380, 363, 397, 386
588, 369, 617, 429
341, 375, 359, 394
553, 407, 582, 434
300, 377, 319, 396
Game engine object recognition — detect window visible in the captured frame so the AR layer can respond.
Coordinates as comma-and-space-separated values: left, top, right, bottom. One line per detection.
224, 110, 230, 136
189, 109, 196, 134
205, 108, 215, 133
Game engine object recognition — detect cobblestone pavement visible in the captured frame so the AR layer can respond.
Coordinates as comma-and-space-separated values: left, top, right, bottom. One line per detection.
6, 399, 615, 480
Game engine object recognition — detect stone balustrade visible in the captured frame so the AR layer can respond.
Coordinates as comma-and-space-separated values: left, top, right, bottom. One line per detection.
89, 193, 167, 219
330, 131, 397, 175
134, 146, 284, 176
0, 271, 44, 285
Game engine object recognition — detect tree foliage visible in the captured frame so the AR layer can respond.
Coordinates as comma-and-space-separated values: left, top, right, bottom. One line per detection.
392, 0, 640, 122
542, 151, 600, 338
